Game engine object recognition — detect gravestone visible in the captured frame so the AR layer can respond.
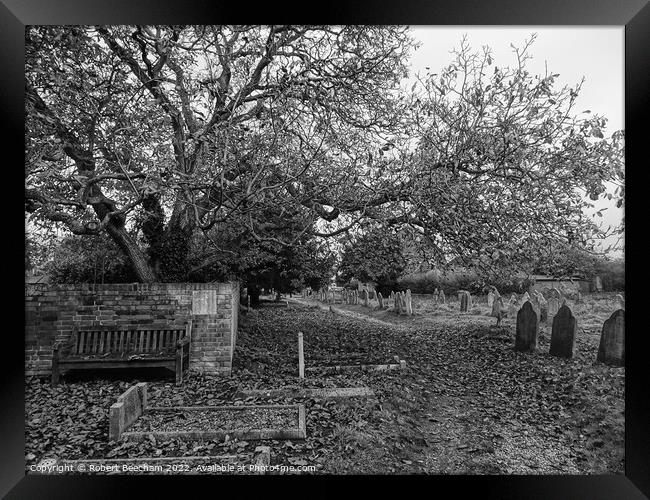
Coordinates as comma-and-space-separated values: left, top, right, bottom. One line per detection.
614, 294, 625, 310
378, 292, 384, 309
487, 291, 495, 308
433, 288, 440, 304
597, 309, 625, 366
508, 295, 518, 319
459, 291, 470, 312
528, 292, 541, 320
547, 297, 559, 318
405, 289, 413, 316
521, 292, 530, 303
491, 296, 503, 317
439, 289, 446, 304
515, 301, 538, 352
537, 293, 548, 322
491, 296, 505, 326
549, 304, 577, 358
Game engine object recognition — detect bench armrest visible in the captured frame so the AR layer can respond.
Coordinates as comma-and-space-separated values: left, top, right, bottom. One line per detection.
177, 337, 190, 348
53, 340, 74, 356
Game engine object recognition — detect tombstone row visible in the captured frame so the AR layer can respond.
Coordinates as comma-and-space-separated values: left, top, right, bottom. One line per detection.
514, 302, 624, 366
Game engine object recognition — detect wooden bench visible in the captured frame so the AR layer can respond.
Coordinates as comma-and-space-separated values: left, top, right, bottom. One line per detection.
52, 323, 192, 386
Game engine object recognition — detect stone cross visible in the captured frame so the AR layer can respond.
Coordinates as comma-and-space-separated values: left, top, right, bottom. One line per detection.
597, 309, 624, 366
549, 304, 577, 358
515, 301, 538, 352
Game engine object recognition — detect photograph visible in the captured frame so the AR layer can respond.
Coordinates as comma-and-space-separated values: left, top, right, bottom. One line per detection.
23, 23, 628, 479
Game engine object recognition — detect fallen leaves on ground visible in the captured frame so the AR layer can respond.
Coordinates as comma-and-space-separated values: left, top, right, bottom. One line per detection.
25, 301, 624, 474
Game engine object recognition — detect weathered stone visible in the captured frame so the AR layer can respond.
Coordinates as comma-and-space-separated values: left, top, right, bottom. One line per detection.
405, 289, 413, 316
521, 292, 530, 303
439, 290, 446, 304
614, 294, 625, 310
508, 295, 518, 319
491, 296, 503, 317
487, 291, 495, 308
549, 304, 577, 358
491, 296, 505, 326
537, 293, 548, 322
458, 291, 471, 312
597, 309, 625, 366
377, 292, 384, 309
547, 297, 559, 318
515, 301, 538, 352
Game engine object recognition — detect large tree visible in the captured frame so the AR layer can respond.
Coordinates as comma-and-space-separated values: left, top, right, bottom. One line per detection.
26, 29, 624, 284
25, 25, 414, 282
354, 35, 624, 278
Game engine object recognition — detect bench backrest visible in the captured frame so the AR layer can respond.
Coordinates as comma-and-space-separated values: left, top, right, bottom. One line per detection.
71, 324, 191, 356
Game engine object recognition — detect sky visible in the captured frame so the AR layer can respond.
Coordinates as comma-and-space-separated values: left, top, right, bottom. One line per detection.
406, 27, 624, 257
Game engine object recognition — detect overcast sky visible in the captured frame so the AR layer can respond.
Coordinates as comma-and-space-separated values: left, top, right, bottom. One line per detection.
407, 26, 624, 257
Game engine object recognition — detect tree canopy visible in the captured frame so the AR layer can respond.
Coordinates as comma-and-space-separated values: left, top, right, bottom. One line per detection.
25, 27, 624, 284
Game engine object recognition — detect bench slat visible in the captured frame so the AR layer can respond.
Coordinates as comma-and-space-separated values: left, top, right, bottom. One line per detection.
67, 325, 189, 358
78, 331, 85, 355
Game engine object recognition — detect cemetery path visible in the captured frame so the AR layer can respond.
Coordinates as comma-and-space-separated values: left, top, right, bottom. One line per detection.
25, 301, 624, 475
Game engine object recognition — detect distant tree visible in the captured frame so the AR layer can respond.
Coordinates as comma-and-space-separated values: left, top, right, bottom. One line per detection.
338, 227, 406, 291
531, 241, 600, 278
375, 35, 624, 278
595, 257, 624, 291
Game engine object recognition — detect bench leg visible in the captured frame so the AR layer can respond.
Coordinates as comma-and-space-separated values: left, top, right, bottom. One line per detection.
175, 349, 183, 385
51, 347, 60, 386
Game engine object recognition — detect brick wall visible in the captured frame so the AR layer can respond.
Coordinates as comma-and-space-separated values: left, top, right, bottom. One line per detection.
25, 282, 240, 377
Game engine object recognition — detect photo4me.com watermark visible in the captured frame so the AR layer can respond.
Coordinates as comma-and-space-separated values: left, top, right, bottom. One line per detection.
29, 458, 316, 474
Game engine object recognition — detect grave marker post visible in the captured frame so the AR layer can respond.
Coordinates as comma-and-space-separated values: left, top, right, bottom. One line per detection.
298, 331, 305, 378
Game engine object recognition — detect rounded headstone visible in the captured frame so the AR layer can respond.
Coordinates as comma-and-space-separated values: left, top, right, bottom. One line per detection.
549, 304, 577, 358
515, 301, 539, 352
597, 309, 624, 366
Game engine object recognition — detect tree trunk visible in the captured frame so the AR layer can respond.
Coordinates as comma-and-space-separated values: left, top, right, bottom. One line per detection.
105, 221, 158, 282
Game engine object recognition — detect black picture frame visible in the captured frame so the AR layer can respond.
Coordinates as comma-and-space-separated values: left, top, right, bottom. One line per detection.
4, 1, 648, 498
